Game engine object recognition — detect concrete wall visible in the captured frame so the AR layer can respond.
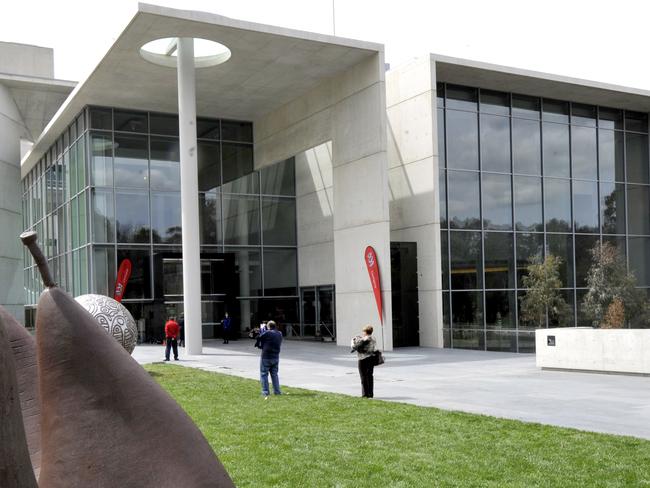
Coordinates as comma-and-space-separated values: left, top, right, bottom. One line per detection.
0, 83, 27, 320
536, 328, 650, 375
255, 53, 393, 350
295, 141, 334, 287
385, 57, 443, 347
0, 42, 54, 78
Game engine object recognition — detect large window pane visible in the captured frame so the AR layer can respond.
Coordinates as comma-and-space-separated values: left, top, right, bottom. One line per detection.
575, 235, 598, 287
598, 129, 624, 182
546, 233, 574, 288
512, 95, 540, 119
89, 107, 112, 130
151, 192, 182, 244
446, 85, 477, 111
92, 189, 114, 242
223, 194, 260, 245
115, 191, 150, 243
441, 230, 449, 290
90, 132, 113, 187
482, 173, 512, 230
542, 122, 570, 177
625, 111, 648, 133
446, 110, 478, 170
625, 133, 649, 184
480, 114, 510, 172
452, 329, 483, 350
599, 107, 623, 130
628, 237, 650, 286
627, 184, 650, 235
76, 138, 86, 192
573, 180, 599, 233
514, 176, 542, 231
260, 158, 295, 196
484, 232, 515, 289
450, 231, 482, 290
437, 108, 445, 168
197, 141, 221, 192
516, 233, 544, 287
439, 170, 447, 228
542, 99, 569, 124
116, 248, 151, 299
485, 290, 516, 329
479, 90, 509, 116
600, 182, 626, 235
199, 192, 221, 245
222, 143, 254, 189
221, 120, 253, 142
114, 110, 148, 133
447, 170, 480, 229
571, 126, 597, 179
149, 113, 178, 136
512, 118, 541, 175
93, 246, 115, 296
114, 134, 148, 188
544, 178, 572, 232
262, 197, 296, 246
150, 137, 180, 191
571, 103, 596, 127
451, 291, 483, 328
226, 247, 262, 297
263, 249, 297, 296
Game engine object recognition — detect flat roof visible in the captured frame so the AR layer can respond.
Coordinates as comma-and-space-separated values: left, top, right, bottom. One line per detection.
432, 53, 650, 112
21, 3, 382, 177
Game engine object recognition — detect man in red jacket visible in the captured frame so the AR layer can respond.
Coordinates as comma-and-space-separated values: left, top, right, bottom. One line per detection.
164, 316, 180, 361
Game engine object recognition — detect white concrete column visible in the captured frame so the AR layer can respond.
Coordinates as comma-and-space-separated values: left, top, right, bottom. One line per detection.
177, 38, 202, 355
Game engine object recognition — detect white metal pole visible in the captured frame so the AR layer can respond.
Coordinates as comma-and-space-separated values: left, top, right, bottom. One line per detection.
177, 37, 203, 355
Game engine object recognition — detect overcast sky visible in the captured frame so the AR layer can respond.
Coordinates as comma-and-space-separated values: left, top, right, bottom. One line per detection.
2, 0, 649, 90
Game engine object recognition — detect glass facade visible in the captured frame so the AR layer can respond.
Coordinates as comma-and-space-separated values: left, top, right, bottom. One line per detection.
438, 83, 650, 352
22, 106, 299, 341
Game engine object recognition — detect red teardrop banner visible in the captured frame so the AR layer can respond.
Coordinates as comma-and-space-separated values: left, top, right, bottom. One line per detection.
113, 259, 132, 303
364, 246, 383, 324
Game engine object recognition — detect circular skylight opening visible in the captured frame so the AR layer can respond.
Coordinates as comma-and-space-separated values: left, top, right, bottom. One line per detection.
140, 37, 231, 68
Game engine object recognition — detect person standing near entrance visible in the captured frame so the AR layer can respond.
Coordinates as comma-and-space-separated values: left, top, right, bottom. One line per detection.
222, 312, 232, 344
164, 316, 180, 361
351, 325, 377, 398
255, 320, 282, 398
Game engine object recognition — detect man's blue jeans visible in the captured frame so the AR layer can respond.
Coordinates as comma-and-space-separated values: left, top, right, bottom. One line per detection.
260, 357, 281, 396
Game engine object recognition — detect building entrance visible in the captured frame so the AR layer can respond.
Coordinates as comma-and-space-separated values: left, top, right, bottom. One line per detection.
391, 242, 420, 347
299, 285, 336, 340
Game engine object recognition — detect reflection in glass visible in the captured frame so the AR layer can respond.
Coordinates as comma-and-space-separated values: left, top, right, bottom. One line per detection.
548, 290, 574, 327
598, 130, 624, 182
261, 158, 295, 196
573, 180, 599, 233
571, 126, 597, 179
599, 107, 623, 130
441, 230, 449, 290
150, 137, 180, 191
93, 246, 115, 296
447, 170, 480, 229
452, 329, 483, 350
263, 249, 297, 296
116, 248, 151, 299
226, 247, 262, 297
575, 234, 598, 287
628, 237, 650, 286
512, 95, 540, 119
436, 83, 444, 108
149, 113, 179, 136
512, 118, 541, 175
542, 99, 569, 123
151, 192, 182, 244
484, 232, 515, 289
482, 173, 512, 230
627, 184, 650, 235
115, 191, 150, 243
223, 194, 260, 245
439, 169, 447, 228
571, 104, 597, 126
222, 143, 254, 187
92, 189, 114, 242
198, 141, 221, 192
437, 108, 445, 168
197, 119, 220, 139
516, 233, 544, 287
625, 133, 649, 184
546, 233, 574, 287
221, 120, 253, 142
90, 133, 113, 187
486, 330, 517, 352
450, 231, 482, 289
199, 192, 221, 245
625, 111, 648, 133
603, 236, 626, 261
542, 122, 570, 177
480, 114, 510, 172
480, 90, 509, 116
262, 197, 296, 245
544, 178, 572, 232
89, 107, 112, 130
514, 176, 542, 231
446, 110, 478, 170
114, 110, 148, 133
114, 134, 148, 188
485, 290, 515, 328
446, 85, 477, 111
600, 182, 626, 234
451, 291, 483, 328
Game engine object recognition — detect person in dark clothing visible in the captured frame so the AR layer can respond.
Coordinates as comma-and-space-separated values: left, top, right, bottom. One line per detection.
255, 320, 283, 398
164, 316, 180, 361
351, 325, 377, 398
222, 313, 231, 344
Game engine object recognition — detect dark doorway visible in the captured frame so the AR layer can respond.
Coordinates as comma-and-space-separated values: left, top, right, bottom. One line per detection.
391, 242, 419, 347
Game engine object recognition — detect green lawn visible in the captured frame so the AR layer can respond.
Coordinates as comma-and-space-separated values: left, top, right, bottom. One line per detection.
146, 364, 650, 488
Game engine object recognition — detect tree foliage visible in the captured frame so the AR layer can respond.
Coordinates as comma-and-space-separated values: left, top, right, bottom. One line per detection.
581, 242, 645, 328
520, 254, 572, 328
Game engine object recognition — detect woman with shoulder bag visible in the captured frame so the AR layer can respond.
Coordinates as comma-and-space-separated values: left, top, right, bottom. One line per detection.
351, 325, 377, 398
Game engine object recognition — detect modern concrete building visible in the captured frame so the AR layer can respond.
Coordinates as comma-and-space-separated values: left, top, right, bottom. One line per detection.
13, 4, 650, 353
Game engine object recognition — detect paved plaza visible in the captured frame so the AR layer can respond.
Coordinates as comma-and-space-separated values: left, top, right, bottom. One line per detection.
134, 339, 650, 440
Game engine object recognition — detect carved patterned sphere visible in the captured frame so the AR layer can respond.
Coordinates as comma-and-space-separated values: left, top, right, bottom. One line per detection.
75, 294, 137, 354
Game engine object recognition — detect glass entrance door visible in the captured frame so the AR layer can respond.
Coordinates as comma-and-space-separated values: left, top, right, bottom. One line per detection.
300, 285, 336, 340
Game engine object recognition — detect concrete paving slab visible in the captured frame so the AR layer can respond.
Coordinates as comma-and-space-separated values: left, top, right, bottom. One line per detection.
133, 339, 650, 440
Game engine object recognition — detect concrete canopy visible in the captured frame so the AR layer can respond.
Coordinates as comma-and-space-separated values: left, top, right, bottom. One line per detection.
22, 2, 382, 177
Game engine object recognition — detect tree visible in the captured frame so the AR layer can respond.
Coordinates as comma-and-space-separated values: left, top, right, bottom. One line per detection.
520, 254, 572, 328
581, 242, 645, 328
